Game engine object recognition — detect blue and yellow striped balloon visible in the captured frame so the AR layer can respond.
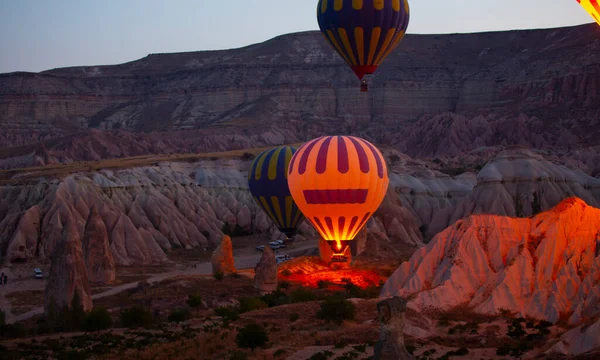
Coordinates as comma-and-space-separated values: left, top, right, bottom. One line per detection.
248, 146, 305, 238
317, 0, 410, 80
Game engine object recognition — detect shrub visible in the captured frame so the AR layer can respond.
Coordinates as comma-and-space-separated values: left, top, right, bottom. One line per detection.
278, 280, 291, 289
214, 271, 224, 280
0, 309, 5, 326
235, 323, 268, 351
316, 296, 356, 325
168, 308, 191, 323
187, 294, 203, 309
119, 306, 154, 329
290, 287, 317, 303
215, 307, 240, 321
260, 289, 289, 307
289, 313, 300, 322
239, 297, 268, 313
317, 280, 330, 289
229, 350, 248, 360
281, 269, 292, 277
84, 307, 113, 332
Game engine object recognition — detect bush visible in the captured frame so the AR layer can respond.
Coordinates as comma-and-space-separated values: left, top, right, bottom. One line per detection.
281, 269, 292, 277
214, 271, 224, 280
84, 307, 113, 332
120, 306, 154, 329
236, 323, 268, 351
317, 280, 330, 289
229, 350, 248, 360
187, 294, 203, 310
215, 307, 240, 321
0, 309, 5, 326
290, 287, 317, 303
168, 308, 191, 323
290, 313, 300, 322
317, 296, 356, 325
260, 289, 290, 307
239, 297, 268, 313
278, 280, 291, 289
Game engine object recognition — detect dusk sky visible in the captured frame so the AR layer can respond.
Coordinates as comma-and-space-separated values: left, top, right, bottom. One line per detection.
0, 0, 595, 73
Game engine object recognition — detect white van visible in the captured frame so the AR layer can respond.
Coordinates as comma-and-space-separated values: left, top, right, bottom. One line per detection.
34, 268, 43, 279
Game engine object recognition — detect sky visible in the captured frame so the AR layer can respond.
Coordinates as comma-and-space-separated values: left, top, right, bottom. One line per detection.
0, 0, 595, 73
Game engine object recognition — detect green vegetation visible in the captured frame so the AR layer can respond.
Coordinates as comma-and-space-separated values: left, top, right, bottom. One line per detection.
235, 323, 268, 351
238, 297, 268, 313
83, 307, 112, 332
213, 270, 224, 280
119, 306, 154, 329
167, 308, 191, 323
316, 296, 356, 325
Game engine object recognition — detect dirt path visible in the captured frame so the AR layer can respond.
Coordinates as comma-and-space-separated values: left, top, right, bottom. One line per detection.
2, 243, 316, 324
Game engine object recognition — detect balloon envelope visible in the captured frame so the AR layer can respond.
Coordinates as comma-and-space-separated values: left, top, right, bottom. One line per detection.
576, 0, 600, 25
287, 136, 389, 256
248, 146, 305, 238
316, 0, 410, 80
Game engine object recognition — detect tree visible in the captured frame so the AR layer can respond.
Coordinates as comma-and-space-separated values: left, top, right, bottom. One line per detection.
120, 306, 154, 329
168, 308, 190, 323
316, 296, 356, 325
236, 323, 268, 351
186, 294, 203, 314
84, 307, 113, 332
0, 309, 5, 327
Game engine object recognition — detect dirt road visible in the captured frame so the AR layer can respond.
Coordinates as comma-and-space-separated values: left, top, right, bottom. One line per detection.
1, 242, 316, 324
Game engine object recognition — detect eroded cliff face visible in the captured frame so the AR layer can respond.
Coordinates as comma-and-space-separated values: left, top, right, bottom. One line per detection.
0, 24, 599, 170
0, 157, 429, 266
382, 197, 600, 325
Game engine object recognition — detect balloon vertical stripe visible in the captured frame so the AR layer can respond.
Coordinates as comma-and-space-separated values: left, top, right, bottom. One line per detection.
317, 0, 410, 80
248, 146, 305, 238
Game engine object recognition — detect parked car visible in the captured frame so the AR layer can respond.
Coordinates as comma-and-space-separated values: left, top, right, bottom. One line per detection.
276, 254, 292, 265
275, 240, 284, 245
34, 268, 43, 279
256, 245, 265, 252
268, 241, 282, 250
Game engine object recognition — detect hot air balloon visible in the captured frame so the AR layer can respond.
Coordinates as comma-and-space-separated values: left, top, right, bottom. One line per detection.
248, 146, 305, 240
316, 0, 410, 92
287, 136, 389, 262
576, 0, 600, 25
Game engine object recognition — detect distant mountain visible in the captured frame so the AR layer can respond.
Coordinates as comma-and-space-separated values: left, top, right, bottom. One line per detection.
0, 24, 599, 170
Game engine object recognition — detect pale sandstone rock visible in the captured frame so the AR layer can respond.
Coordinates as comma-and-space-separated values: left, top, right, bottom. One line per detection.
211, 235, 236, 274
374, 297, 413, 360
5, 205, 42, 263
382, 197, 600, 324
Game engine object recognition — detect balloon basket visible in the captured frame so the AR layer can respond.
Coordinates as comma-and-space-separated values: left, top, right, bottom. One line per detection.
331, 255, 348, 263
360, 82, 368, 92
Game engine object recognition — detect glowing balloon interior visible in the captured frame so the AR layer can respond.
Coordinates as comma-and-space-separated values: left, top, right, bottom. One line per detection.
576, 0, 600, 25
316, 0, 410, 91
248, 146, 305, 238
287, 136, 389, 261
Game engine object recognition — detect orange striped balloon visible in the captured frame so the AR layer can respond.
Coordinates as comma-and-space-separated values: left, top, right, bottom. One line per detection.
287, 136, 389, 257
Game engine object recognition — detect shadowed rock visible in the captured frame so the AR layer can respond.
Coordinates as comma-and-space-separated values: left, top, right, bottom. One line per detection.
82, 206, 115, 284
211, 235, 235, 274
374, 296, 413, 360
44, 220, 93, 315
254, 246, 277, 295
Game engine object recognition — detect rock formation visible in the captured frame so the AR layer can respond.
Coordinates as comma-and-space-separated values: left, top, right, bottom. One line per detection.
381, 197, 600, 325
254, 246, 277, 295
428, 147, 600, 236
374, 296, 413, 360
5, 205, 42, 263
44, 220, 93, 315
82, 206, 115, 284
211, 235, 235, 275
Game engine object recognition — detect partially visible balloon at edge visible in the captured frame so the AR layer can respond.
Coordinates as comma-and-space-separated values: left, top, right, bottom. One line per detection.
287, 135, 389, 256
576, 0, 600, 25
248, 146, 305, 238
